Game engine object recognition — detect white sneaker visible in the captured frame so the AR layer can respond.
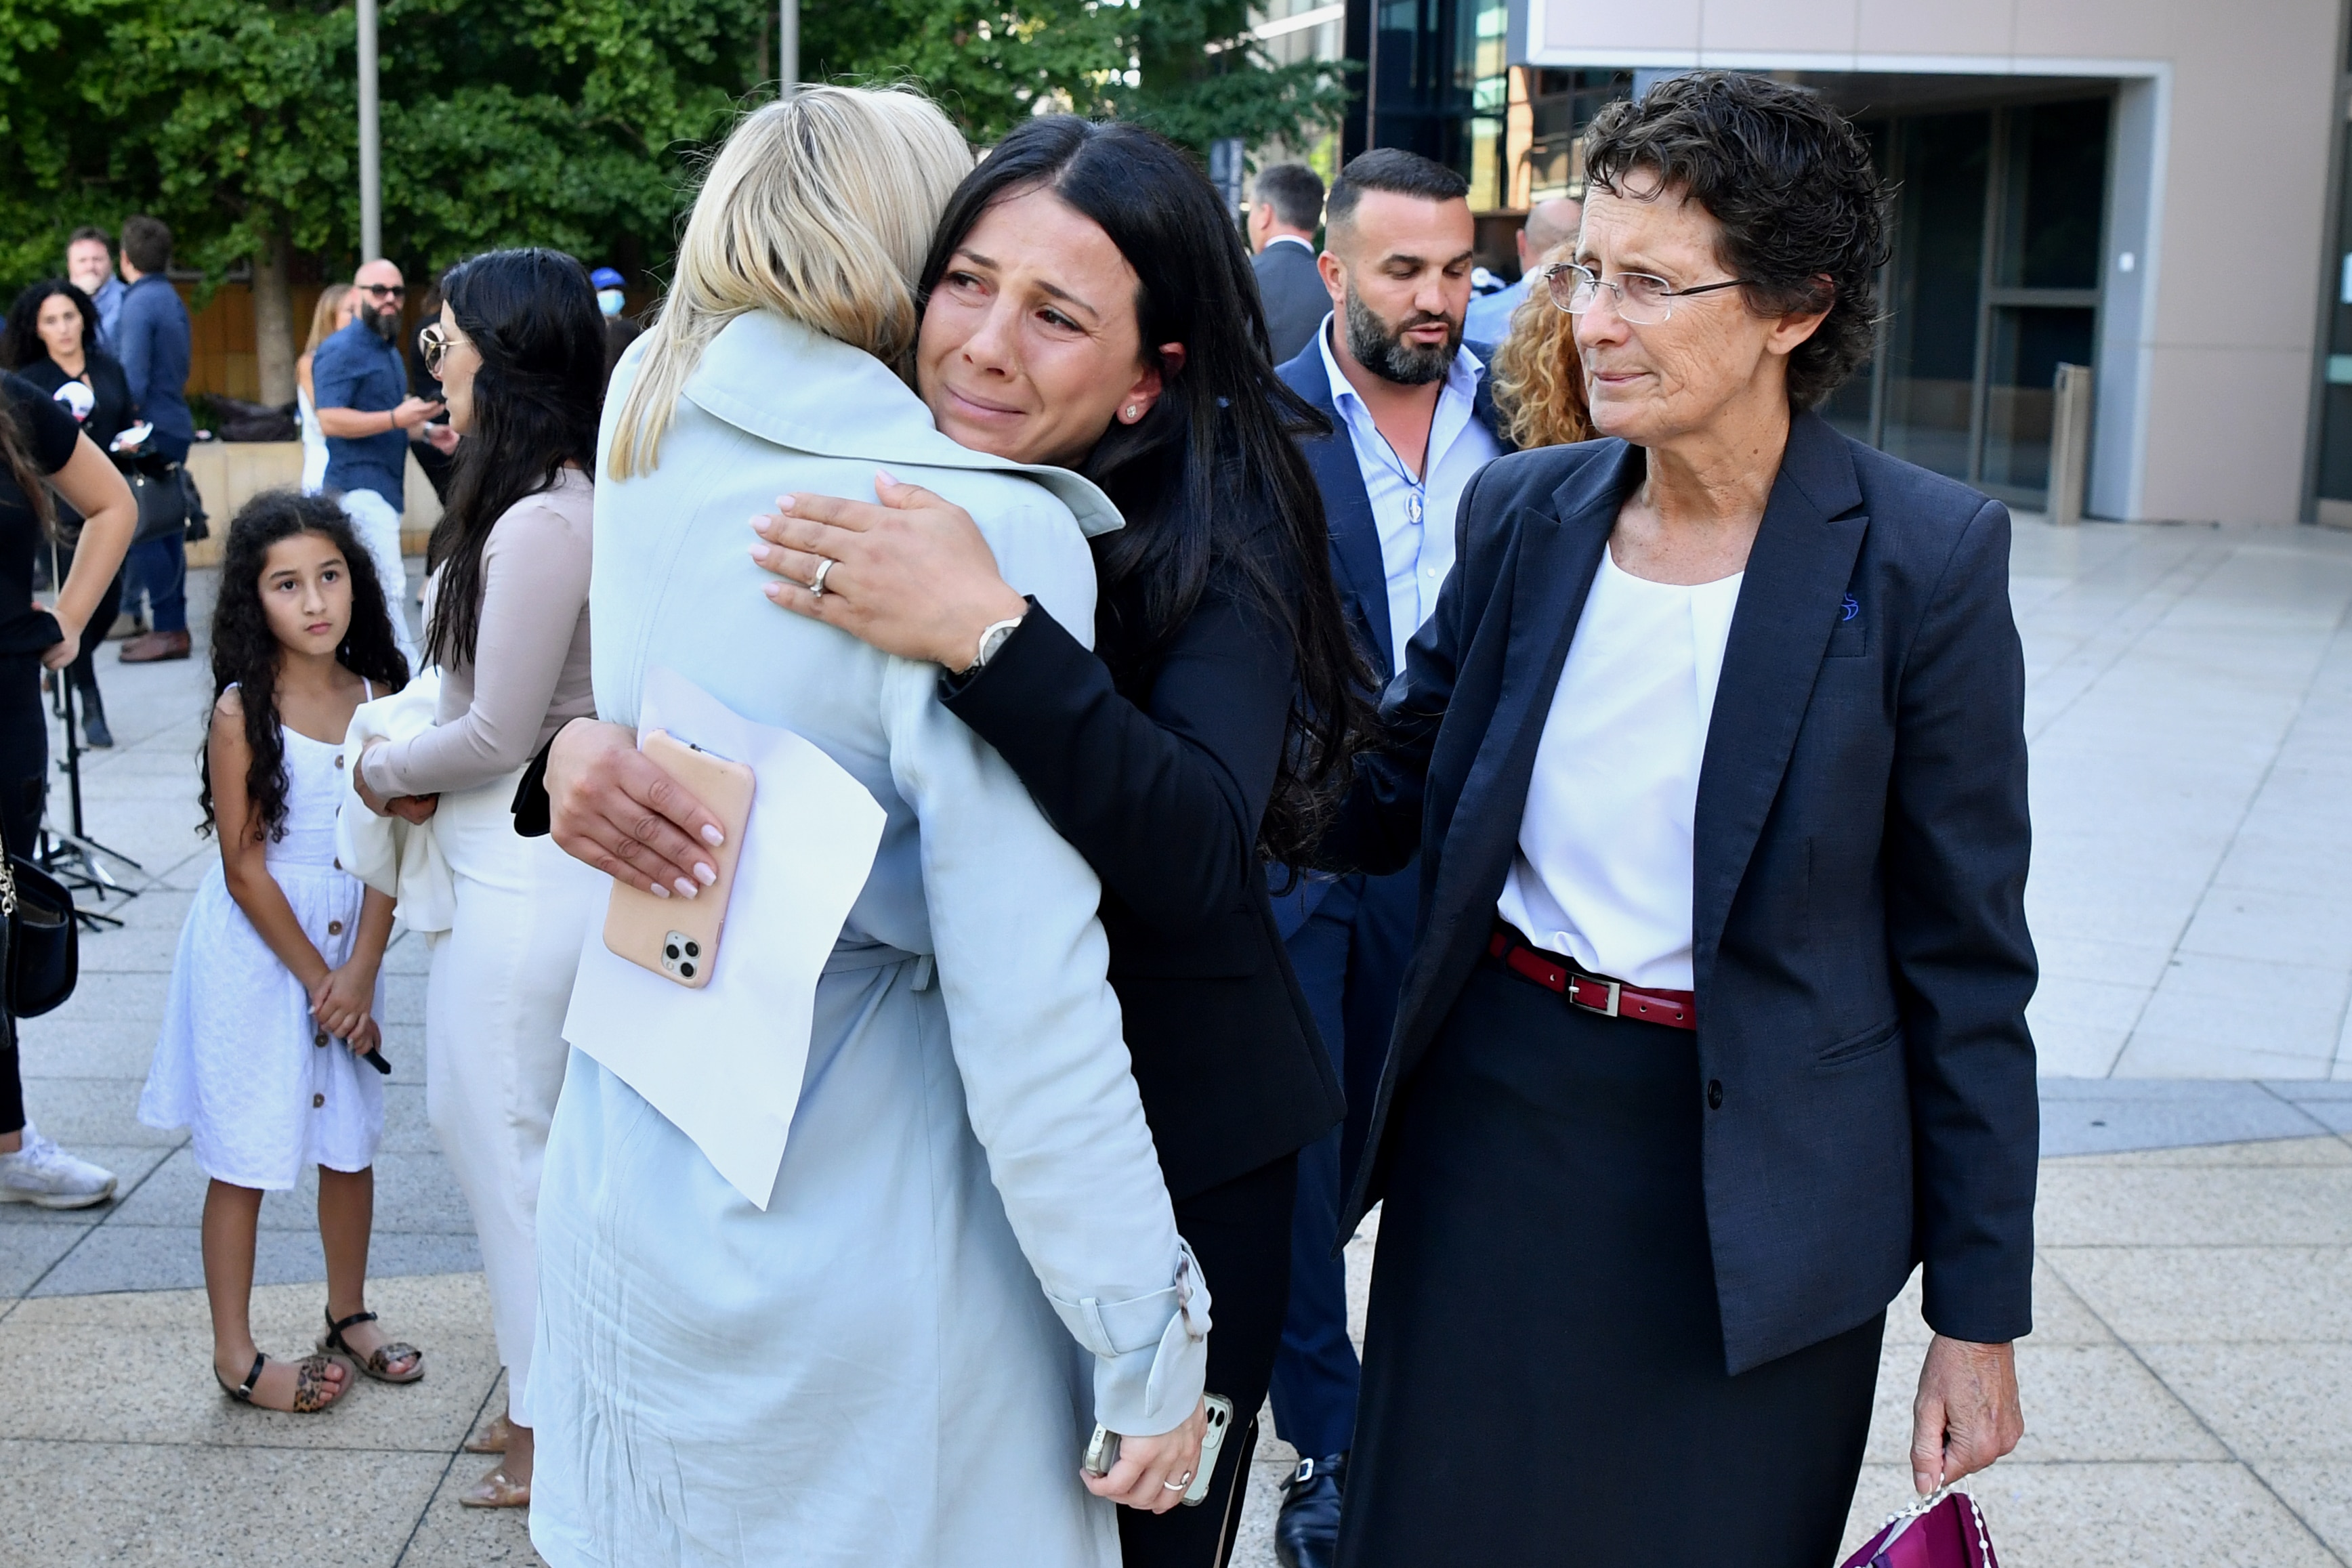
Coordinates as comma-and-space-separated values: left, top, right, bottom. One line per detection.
0, 1124, 118, 1208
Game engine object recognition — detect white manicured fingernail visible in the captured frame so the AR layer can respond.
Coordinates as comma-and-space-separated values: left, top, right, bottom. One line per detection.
674, 878, 698, 899
693, 863, 716, 886
700, 825, 724, 847
650, 882, 671, 899
751, 543, 772, 563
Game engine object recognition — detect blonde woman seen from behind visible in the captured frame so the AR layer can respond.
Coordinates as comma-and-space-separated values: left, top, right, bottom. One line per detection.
1489, 241, 1597, 450
526, 86, 1208, 1568
297, 284, 356, 494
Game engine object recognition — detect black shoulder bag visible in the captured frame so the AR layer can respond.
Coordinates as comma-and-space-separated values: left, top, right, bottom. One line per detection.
2, 853, 77, 1019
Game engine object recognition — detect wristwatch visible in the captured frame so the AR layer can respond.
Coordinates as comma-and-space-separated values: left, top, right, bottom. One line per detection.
964, 612, 1027, 675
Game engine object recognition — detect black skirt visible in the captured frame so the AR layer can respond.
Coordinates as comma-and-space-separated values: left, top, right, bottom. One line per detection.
1337, 959, 1885, 1568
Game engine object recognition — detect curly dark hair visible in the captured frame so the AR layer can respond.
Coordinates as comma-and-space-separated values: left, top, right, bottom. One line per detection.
1581, 71, 1890, 409
1, 279, 99, 373
198, 491, 409, 841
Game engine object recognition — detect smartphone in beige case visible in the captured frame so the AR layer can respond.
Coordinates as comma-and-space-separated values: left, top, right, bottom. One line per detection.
602, 729, 756, 990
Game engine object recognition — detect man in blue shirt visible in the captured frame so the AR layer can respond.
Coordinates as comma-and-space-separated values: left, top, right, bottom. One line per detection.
65, 228, 127, 353
314, 257, 438, 664
114, 215, 198, 662
1463, 194, 1582, 346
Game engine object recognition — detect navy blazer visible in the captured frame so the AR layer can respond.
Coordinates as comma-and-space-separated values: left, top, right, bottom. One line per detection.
1328, 410, 2040, 1374
1274, 331, 1512, 679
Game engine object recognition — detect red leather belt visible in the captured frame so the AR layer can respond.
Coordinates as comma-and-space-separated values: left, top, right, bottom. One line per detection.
1488, 926, 1696, 1031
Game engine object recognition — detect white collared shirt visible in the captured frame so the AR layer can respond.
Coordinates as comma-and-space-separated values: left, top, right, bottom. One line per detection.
1318, 319, 1503, 672
1263, 234, 1315, 255
1495, 548, 1745, 990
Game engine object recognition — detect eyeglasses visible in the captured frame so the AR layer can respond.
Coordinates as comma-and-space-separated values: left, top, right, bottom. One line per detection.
1543, 263, 1752, 325
358, 282, 407, 301
417, 320, 473, 377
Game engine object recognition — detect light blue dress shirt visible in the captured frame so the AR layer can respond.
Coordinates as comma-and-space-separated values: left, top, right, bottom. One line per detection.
1318, 318, 1505, 671
1464, 274, 1531, 345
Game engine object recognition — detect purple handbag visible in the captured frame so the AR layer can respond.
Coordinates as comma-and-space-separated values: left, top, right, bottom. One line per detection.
1840, 1487, 2000, 1568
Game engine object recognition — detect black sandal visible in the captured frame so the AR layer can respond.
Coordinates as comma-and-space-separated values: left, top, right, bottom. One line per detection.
320, 1308, 425, 1384
215, 1351, 345, 1413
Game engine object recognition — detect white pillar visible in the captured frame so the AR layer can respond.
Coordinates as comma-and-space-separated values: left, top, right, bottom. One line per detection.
778, 0, 797, 94
358, 0, 381, 261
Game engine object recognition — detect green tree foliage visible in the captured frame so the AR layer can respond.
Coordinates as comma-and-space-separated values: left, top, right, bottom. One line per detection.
0, 0, 1345, 311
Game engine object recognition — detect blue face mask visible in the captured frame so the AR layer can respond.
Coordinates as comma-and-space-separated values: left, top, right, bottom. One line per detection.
597, 289, 626, 318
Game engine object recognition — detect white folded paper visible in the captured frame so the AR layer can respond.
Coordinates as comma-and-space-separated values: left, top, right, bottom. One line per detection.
560, 667, 887, 1208
335, 671, 457, 934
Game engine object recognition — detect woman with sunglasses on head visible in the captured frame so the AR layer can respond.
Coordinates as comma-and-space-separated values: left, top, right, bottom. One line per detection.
345, 248, 604, 1510
4, 278, 142, 746
537, 114, 1365, 1565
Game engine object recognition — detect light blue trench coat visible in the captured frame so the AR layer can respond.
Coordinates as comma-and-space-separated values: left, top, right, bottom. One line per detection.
528, 312, 1206, 1568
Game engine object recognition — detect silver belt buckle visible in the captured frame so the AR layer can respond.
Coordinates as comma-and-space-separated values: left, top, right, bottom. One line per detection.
1572, 975, 1621, 1018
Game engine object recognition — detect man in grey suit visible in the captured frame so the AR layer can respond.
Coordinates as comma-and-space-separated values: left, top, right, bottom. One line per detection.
1248, 163, 1330, 364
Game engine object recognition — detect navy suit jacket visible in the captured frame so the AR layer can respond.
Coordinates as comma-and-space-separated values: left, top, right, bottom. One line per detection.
1327, 410, 2040, 1373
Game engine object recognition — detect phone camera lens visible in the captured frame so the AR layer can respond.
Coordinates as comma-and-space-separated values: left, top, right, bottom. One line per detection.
679, 961, 696, 979
665, 944, 681, 960
684, 941, 700, 957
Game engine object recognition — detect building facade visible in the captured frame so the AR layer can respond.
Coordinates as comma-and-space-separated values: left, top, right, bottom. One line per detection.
1289, 0, 2352, 524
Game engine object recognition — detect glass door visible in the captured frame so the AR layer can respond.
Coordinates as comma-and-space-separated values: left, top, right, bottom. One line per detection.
1838, 94, 2110, 511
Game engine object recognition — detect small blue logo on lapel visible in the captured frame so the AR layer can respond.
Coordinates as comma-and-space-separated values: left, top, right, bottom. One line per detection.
1840, 595, 1860, 623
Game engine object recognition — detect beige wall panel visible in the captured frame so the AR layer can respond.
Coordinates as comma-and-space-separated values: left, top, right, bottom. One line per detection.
1540, 0, 1701, 51
2009, 0, 2175, 59
2145, 16, 2338, 355
1695, 0, 1860, 56
2135, 345, 2311, 522
1853, 0, 2015, 59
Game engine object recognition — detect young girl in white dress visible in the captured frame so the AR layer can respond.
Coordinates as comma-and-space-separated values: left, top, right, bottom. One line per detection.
140, 491, 422, 1414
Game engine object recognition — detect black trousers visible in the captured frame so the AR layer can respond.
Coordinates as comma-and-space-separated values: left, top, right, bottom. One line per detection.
1337, 960, 1884, 1568
0, 653, 44, 1135
1120, 1151, 1297, 1568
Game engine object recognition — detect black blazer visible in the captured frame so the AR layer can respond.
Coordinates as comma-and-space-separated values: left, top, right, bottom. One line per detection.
1328, 410, 2040, 1373
942, 528, 1345, 1202
1251, 240, 1330, 368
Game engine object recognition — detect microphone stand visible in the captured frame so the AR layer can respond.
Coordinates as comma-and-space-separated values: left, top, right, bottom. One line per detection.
39, 543, 138, 931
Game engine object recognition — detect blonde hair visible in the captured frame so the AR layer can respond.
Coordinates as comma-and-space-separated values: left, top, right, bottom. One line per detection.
608, 85, 974, 479
303, 283, 353, 358
1490, 245, 1595, 451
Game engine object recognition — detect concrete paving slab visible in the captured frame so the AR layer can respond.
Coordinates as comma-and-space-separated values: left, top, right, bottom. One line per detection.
2049, 1246, 2352, 1343
2250, 1462, 2352, 1563
0, 1274, 502, 1452
399, 1437, 547, 1567
107, 1147, 472, 1237
28, 1222, 480, 1297
14, 1075, 197, 1148
0, 1438, 450, 1567
2038, 1164, 2352, 1246
2137, 1342, 2352, 1462
1864, 1340, 2227, 1465
0, 1224, 93, 1297
2038, 1082, 2338, 1156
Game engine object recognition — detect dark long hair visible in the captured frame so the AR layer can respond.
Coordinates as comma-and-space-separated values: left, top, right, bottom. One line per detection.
918, 118, 1372, 862
423, 248, 605, 670
1, 280, 99, 373
199, 492, 409, 841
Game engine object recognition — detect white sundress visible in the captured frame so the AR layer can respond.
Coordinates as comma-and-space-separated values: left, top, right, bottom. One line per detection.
140, 706, 387, 1189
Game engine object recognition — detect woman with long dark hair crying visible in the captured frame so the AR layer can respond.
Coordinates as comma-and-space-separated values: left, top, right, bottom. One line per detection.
349, 247, 606, 1508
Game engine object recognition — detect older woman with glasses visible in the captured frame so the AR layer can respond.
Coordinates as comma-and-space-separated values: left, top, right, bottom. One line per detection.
1322, 72, 2036, 1567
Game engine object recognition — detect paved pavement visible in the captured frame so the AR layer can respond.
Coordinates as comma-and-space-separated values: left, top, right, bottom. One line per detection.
7, 516, 2352, 1566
